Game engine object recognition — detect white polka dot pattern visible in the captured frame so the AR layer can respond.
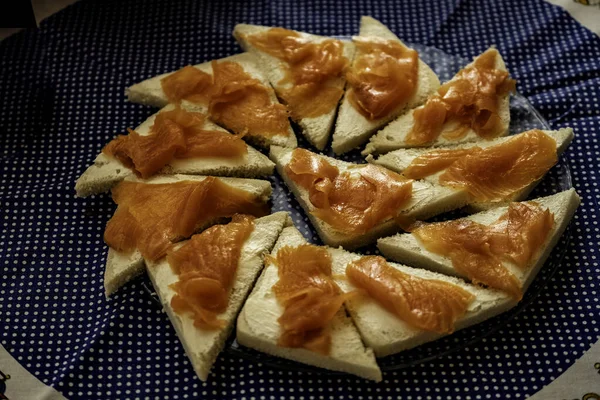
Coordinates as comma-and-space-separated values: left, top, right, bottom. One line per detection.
0, 0, 598, 399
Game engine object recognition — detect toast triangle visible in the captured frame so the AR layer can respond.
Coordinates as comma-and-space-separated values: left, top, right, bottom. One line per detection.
327, 247, 516, 357
331, 16, 440, 154
269, 146, 471, 249
367, 128, 574, 211
103, 174, 272, 296
75, 104, 275, 197
126, 52, 297, 149
363, 47, 511, 155
145, 212, 289, 381
377, 189, 581, 295
233, 24, 355, 150
236, 225, 382, 381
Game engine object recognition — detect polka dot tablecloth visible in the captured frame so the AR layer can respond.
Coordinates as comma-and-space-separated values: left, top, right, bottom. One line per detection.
1, 0, 599, 399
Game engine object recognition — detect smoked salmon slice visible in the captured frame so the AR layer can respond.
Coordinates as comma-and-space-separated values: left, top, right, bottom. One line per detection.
285, 148, 413, 234
346, 256, 474, 333
271, 244, 352, 355
406, 48, 515, 145
103, 178, 269, 261
167, 215, 255, 330
412, 201, 554, 299
103, 107, 248, 179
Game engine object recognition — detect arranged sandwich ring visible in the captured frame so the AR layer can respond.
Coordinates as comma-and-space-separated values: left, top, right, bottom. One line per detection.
76, 16, 580, 382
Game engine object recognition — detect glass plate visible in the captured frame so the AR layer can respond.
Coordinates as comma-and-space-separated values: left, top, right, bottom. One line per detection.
143, 42, 573, 373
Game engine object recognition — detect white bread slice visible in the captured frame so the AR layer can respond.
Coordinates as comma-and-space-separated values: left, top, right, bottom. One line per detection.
236, 226, 382, 381
377, 189, 580, 294
363, 48, 511, 155
367, 128, 574, 211
145, 212, 289, 381
103, 174, 272, 297
331, 16, 440, 155
270, 146, 471, 249
328, 247, 516, 357
75, 104, 275, 198
126, 52, 297, 149
233, 24, 355, 150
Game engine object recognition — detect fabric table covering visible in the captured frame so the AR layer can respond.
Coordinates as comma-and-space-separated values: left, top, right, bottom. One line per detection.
1, 0, 599, 398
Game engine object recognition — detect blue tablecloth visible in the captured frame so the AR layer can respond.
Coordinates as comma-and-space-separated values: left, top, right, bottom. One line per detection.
1, 0, 599, 398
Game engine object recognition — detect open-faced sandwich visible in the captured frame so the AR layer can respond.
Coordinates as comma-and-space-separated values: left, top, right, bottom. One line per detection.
146, 212, 290, 380
367, 128, 574, 211
363, 47, 514, 155
332, 16, 440, 154
378, 189, 580, 300
76, 105, 275, 197
127, 52, 297, 149
234, 23, 354, 150
270, 145, 470, 249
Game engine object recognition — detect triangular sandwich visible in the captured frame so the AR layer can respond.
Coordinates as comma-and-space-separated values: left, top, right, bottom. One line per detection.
367, 128, 574, 211
332, 16, 440, 154
76, 105, 275, 197
270, 146, 471, 249
146, 212, 290, 381
236, 225, 382, 381
378, 189, 580, 300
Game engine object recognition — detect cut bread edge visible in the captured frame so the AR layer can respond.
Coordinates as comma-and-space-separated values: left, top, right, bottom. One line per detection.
331, 16, 441, 155
75, 104, 275, 198
363, 47, 511, 155
377, 189, 581, 295
104, 248, 145, 297
269, 145, 471, 250
233, 23, 355, 151
236, 225, 383, 381
367, 128, 574, 211
125, 52, 297, 149
103, 174, 272, 297
145, 212, 289, 381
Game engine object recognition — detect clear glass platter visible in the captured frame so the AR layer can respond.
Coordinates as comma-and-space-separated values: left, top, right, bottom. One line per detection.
143, 42, 573, 373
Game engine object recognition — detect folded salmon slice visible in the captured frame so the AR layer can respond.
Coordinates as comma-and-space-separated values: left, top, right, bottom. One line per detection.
103, 178, 269, 261
103, 107, 248, 178
285, 148, 413, 234
412, 201, 554, 299
346, 37, 419, 120
271, 244, 351, 355
403, 129, 557, 202
346, 256, 474, 333
406, 48, 515, 145
244, 27, 348, 119
209, 60, 290, 138
439, 130, 557, 201
167, 215, 255, 330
